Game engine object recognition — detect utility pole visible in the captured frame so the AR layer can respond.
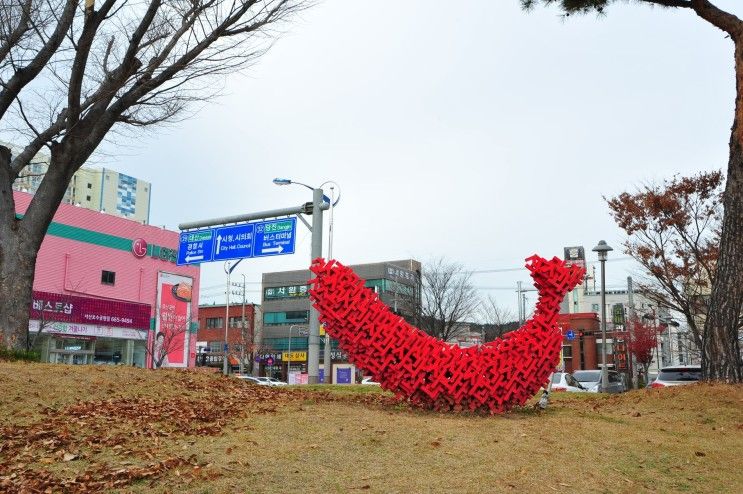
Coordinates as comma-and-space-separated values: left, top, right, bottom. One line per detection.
627, 276, 637, 388
240, 274, 246, 375
517, 281, 523, 326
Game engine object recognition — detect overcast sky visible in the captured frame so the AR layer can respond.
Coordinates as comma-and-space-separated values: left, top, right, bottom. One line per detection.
98, 1, 736, 314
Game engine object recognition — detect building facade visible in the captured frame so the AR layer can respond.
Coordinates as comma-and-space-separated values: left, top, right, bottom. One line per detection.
15, 191, 199, 368
195, 303, 260, 373
9, 143, 152, 224
259, 259, 422, 382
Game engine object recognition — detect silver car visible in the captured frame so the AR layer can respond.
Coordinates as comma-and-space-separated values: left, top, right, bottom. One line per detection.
649, 365, 701, 388
573, 369, 626, 393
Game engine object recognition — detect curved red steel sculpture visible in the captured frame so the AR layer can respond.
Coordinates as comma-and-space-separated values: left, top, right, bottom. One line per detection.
309, 255, 585, 413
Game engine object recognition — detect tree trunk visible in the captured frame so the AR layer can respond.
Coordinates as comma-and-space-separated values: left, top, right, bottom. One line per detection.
0, 144, 77, 350
703, 40, 743, 383
0, 218, 37, 350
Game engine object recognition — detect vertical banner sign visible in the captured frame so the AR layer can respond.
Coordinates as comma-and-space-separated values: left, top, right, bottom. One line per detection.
155, 272, 193, 368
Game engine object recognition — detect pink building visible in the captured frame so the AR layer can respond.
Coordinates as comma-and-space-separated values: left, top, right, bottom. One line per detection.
14, 191, 200, 368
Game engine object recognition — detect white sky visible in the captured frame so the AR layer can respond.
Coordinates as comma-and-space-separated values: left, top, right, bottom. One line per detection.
98, 1, 736, 314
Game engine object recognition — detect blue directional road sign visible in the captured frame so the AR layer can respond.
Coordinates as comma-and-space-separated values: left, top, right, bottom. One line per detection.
253, 218, 297, 257
177, 229, 215, 265
213, 223, 255, 262
177, 217, 297, 266
565, 329, 576, 341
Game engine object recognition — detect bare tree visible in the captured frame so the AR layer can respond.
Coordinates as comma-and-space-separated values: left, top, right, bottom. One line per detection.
0, 0, 307, 349
520, 1, 743, 383
478, 295, 518, 342
140, 311, 190, 369
419, 258, 481, 342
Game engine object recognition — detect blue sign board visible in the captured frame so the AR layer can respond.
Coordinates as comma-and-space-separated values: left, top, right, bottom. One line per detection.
253, 218, 296, 257
177, 217, 296, 266
213, 223, 255, 261
565, 329, 576, 341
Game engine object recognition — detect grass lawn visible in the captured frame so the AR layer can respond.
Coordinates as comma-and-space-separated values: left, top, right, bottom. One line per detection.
1, 362, 741, 493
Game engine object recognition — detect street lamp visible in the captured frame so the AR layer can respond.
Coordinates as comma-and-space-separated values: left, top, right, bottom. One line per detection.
592, 240, 613, 392
273, 178, 340, 385
223, 258, 244, 376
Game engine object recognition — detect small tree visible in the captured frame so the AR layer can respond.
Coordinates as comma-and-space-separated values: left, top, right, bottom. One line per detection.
478, 295, 518, 342
420, 258, 481, 342
627, 316, 658, 384
606, 171, 740, 378
143, 321, 190, 369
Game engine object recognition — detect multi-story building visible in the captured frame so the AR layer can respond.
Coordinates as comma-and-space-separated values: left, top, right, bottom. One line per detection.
560, 245, 699, 383
9, 143, 151, 224
195, 303, 261, 374
14, 191, 199, 368
260, 259, 421, 382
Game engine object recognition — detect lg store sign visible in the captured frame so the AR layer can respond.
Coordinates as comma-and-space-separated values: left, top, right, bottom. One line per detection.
131, 238, 177, 264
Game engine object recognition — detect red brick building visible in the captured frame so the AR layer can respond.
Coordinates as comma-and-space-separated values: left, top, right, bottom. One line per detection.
557, 312, 630, 377
196, 303, 257, 370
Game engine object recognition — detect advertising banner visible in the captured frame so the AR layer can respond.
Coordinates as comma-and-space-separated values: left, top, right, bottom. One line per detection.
563, 246, 586, 269
29, 320, 148, 340
154, 272, 193, 368
30, 291, 150, 330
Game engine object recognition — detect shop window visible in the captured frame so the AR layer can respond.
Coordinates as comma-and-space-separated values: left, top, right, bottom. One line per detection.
206, 317, 223, 328
101, 270, 116, 285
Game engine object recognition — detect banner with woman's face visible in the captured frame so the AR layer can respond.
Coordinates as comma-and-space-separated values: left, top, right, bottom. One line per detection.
154, 272, 193, 368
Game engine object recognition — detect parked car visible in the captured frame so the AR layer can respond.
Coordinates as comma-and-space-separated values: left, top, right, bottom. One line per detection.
256, 376, 288, 386
644, 372, 658, 388
234, 375, 269, 386
361, 376, 380, 386
549, 372, 588, 392
649, 365, 701, 388
572, 369, 627, 393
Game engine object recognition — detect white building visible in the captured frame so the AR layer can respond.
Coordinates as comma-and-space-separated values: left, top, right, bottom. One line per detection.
8, 143, 151, 224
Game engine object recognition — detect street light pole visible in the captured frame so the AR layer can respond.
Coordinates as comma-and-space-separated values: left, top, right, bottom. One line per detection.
223, 259, 244, 376
322, 183, 338, 384
592, 240, 613, 393
274, 178, 340, 385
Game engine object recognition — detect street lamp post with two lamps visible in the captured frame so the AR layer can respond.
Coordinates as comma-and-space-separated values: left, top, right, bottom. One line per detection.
273, 178, 340, 384
592, 240, 613, 393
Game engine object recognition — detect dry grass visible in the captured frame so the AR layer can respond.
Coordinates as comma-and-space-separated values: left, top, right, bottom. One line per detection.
1, 362, 742, 493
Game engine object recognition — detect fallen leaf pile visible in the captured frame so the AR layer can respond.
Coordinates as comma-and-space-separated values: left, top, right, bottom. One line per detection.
0, 371, 295, 493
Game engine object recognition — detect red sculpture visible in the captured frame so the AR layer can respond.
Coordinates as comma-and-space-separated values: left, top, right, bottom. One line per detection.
309, 255, 585, 413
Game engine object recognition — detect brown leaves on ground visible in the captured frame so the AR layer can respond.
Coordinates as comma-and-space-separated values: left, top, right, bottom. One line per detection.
0, 366, 303, 493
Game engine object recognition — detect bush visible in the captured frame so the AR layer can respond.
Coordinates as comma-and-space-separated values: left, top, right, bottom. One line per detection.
0, 347, 40, 362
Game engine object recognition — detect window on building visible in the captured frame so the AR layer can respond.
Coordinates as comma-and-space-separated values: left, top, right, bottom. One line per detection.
365, 279, 386, 293
86, 195, 91, 201
101, 270, 115, 285
206, 317, 223, 329
229, 316, 244, 328
596, 339, 613, 355
87, 183, 92, 189
263, 311, 310, 326
591, 303, 600, 312
562, 345, 573, 358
